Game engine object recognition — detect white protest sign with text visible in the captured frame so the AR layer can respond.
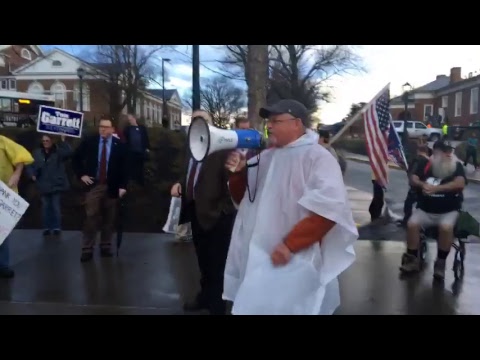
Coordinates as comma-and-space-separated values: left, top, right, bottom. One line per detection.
0, 180, 29, 246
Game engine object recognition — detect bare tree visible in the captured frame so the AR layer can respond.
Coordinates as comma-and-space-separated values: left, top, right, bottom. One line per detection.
219, 45, 364, 114
82, 45, 172, 120
343, 102, 367, 122
183, 76, 246, 128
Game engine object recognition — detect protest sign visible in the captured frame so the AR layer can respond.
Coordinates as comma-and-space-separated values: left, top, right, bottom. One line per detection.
37, 105, 84, 138
0, 180, 29, 246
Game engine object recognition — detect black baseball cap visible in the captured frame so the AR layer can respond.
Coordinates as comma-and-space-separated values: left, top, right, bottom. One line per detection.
259, 99, 309, 126
318, 130, 330, 139
433, 139, 455, 152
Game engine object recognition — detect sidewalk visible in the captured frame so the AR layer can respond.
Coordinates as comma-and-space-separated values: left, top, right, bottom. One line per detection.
346, 153, 480, 184
347, 186, 372, 227
1, 230, 478, 315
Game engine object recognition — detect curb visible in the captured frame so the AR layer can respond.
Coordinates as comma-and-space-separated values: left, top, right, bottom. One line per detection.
346, 156, 401, 170
346, 156, 480, 184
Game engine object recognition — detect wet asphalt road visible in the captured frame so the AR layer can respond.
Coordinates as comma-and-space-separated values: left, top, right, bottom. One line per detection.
0, 230, 479, 315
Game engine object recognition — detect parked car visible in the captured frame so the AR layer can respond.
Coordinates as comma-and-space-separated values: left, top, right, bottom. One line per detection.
392, 120, 442, 141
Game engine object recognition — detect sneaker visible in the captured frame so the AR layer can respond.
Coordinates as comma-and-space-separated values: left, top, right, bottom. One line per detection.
400, 253, 421, 273
433, 258, 446, 280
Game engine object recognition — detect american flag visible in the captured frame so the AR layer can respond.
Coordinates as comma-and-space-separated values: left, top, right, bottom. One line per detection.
387, 118, 408, 172
364, 86, 391, 188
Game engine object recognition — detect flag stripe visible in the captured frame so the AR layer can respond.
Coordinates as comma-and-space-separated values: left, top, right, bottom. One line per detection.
363, 87, 391, 188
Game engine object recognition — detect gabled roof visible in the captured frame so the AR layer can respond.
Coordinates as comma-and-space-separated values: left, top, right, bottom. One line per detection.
146, 89, 176, 101
390, 75, 451, 105
12, 47, 106, 76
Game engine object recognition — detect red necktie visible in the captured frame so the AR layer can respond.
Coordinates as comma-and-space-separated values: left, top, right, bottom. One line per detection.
99, 138, 108, 184
186, 160, 198, 201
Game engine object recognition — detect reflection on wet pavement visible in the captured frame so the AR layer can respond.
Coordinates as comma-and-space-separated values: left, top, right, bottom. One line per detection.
0, 230, 478, 315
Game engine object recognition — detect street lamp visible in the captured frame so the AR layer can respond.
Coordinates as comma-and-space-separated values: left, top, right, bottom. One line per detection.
162, 58, 171, 128
401, 82, 413, 162
77, 67, 86, 113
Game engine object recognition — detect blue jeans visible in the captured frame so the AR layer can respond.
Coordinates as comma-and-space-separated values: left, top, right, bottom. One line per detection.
0, 236, 10, 270
41, 193, 61, 230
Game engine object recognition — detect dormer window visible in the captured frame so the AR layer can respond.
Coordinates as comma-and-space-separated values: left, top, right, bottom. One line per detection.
52, 60, 62, 67
20, 48, 31, 60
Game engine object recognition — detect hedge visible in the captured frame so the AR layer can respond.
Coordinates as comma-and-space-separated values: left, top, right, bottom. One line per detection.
2, 127, 187, 233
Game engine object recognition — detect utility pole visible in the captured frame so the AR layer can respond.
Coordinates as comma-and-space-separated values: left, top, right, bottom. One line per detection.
192, 45, 201, 111
247, 45, 269, 131
162, 58, 171, 128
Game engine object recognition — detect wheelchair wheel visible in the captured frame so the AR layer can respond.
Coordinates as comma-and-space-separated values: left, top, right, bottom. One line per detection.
453, 248, 464, 280
419, 241, 428, 261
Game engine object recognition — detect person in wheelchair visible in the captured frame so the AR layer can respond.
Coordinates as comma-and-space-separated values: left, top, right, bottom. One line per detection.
400, 140, 467, 280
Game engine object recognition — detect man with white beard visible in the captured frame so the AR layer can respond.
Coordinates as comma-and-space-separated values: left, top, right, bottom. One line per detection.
224, 99, 358, 315
401, 140, 467, 280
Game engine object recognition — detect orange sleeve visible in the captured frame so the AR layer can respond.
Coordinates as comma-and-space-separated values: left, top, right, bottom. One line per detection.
229, 170, 247, 204
284, 214, 336, 253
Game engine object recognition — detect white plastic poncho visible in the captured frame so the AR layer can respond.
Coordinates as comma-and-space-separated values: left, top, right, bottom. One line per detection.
223, 130, 358, 315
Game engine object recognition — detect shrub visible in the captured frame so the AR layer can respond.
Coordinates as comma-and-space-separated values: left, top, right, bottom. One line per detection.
3, 127, 187, 232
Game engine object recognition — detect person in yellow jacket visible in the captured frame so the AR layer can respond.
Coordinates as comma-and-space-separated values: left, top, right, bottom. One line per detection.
442, 124, 448, 139
0, 135, 34, 278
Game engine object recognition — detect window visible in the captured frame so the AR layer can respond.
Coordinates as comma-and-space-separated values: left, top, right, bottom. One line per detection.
415, 122, 427, 129
74, 83, 90, 111
406, 122, 413, 128
442, 96, 448, 108
20, 48, 31, 60
470, 87, 478, 114
9, 79, 16, 91
0, 80, 7, 90
52, 60, 62, 67
423, 104, 433, 121
0, 98, 11, 112
393, 121, 402, 128
455, 92, 462, 117
50, 82, 66, 108
28, 82, 44, 94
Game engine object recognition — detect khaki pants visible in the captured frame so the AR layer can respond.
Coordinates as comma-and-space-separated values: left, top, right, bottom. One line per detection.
82, 185, 117, 253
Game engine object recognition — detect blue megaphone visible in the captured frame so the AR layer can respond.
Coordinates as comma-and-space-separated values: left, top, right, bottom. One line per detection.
188, 116, 264, 162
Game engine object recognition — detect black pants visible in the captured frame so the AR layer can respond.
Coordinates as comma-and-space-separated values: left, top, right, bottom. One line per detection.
369, 180, 384, 221
128, 151, 145, 186
464, 146, 477, 168
189, 202, 234, 315
403, 189, 417, 224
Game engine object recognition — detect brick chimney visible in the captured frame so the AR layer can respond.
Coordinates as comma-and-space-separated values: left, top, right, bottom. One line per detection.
450, 67, 462, 84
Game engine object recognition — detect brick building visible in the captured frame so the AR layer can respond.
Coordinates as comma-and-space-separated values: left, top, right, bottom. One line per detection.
0, 45, 43, 92
1, 46, 182, 128
390, 67, 480, 127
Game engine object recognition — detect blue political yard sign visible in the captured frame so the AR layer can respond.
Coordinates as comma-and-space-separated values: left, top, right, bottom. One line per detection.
37, 105, 84, 138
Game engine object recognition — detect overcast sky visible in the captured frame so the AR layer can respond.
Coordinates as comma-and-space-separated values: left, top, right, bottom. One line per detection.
43, 45, 480, 124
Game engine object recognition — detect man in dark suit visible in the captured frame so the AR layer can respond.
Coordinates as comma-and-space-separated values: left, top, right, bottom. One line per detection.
72, 116, 129, 262
170, 110, 236, 315
123, 114, 150, 186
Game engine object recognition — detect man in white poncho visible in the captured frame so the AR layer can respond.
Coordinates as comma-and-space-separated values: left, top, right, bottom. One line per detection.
225, 99, 358, 315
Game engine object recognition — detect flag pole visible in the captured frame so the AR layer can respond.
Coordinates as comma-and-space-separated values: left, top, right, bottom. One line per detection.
329, 82, 391, 146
